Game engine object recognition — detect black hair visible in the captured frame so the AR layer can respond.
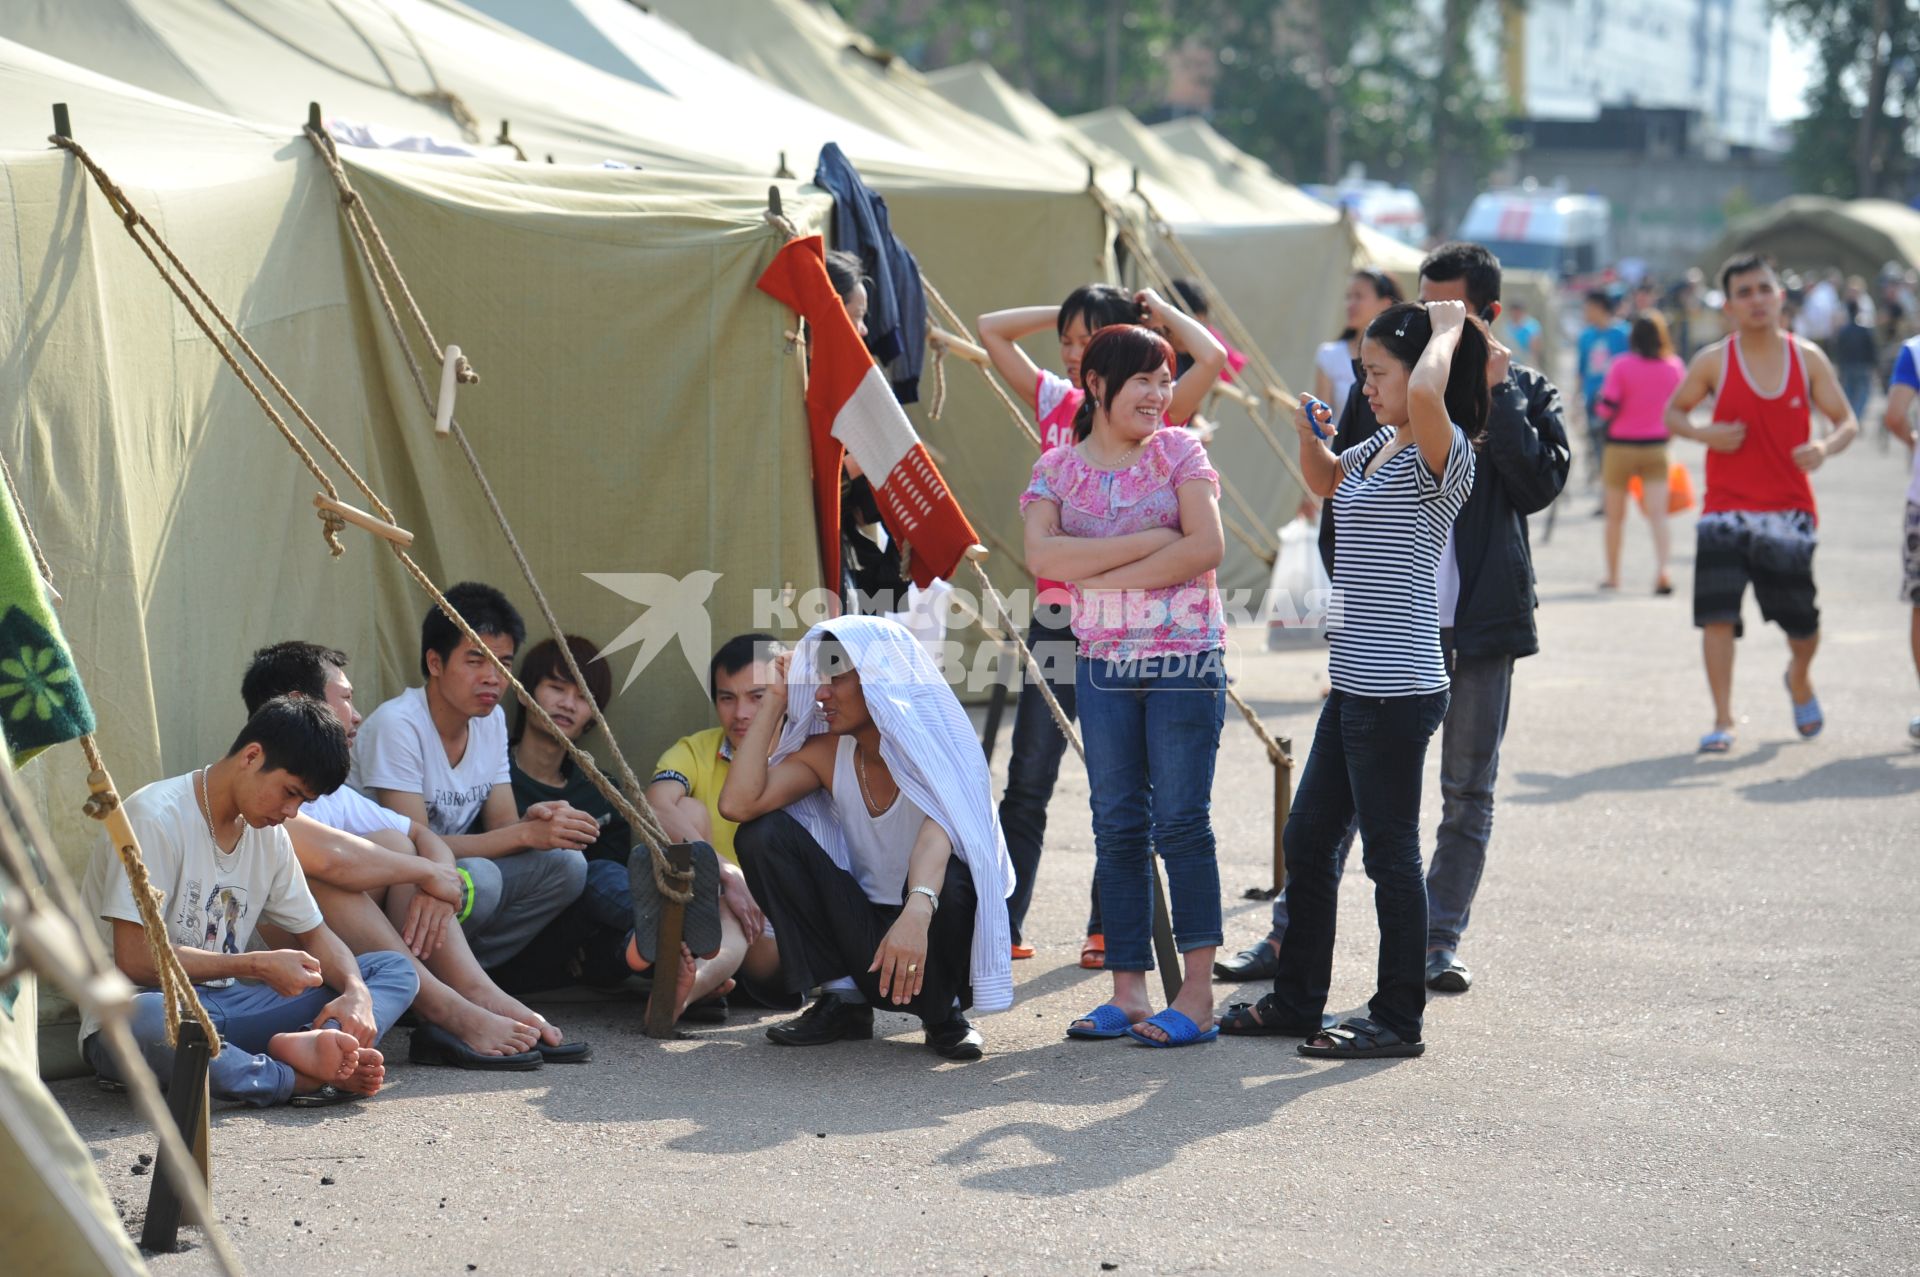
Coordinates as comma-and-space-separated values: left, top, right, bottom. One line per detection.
421, 581, 525, 681
241, 641, 347, 715
1337, 267, 1406, 340
1718, 252, 1776, 295
1056, 283, 1143, 339
823, 249, 866, 303
1362, 302, 1493, 445
1420, 241, 1503, 317
814, 631, 856, 680
1583, 288, 1615, 311
1071, 325, 1175, 443
709, 632, 782, 701
227, 695, 351, 795
1170, 277, 1208, 316
511, 635, 611, 746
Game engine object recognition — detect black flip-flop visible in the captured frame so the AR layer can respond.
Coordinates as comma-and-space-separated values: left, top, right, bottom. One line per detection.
536, 1040, 591, 1063
678, 995, 729, 1025
288, 1085, 365, 1108
1298, 1017, 1425, 1059
407, 1023, 544, 1072
627, 841, 724, 963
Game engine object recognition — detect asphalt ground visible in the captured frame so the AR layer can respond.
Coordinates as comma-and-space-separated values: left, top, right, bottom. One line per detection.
55, 410, 1920, 1276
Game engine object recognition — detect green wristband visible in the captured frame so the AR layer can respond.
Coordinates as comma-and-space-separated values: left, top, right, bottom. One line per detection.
455, 867, 476, 923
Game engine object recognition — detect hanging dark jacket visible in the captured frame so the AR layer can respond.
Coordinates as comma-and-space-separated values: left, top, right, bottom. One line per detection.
1317, 360, 1572, 660
813, 143, 927, 403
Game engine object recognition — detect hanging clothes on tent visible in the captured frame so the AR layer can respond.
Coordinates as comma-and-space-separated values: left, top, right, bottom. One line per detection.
757, 237, 976, 591
0, 467, 92, 768
813, 143, 927, 404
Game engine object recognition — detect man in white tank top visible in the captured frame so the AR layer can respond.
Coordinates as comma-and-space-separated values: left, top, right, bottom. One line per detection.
719, 638, 987, 1059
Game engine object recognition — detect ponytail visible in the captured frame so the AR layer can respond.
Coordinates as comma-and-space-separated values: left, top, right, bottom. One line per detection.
1072, 390, 1097, 442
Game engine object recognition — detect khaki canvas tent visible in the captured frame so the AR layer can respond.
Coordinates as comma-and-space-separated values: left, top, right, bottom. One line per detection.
1701, 196, 1920, 282
2, 31, 838, 1064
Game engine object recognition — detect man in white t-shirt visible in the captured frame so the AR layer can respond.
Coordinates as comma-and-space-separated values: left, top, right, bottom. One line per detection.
350, 583, 595, 976
245, 641, 576, 1066
80, 698, 419, 1107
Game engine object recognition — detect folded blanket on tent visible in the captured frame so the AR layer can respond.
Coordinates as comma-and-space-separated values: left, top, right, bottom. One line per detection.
770, 616, 1015, 1013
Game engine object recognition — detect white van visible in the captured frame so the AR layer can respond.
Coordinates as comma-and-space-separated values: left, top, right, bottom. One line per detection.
1458, 185, 1611, 280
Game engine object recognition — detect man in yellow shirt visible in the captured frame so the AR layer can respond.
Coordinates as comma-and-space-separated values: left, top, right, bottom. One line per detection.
648, 633, 786, 1000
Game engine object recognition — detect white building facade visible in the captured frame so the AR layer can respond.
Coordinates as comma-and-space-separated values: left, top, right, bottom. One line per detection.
1513, 0, 1774, 149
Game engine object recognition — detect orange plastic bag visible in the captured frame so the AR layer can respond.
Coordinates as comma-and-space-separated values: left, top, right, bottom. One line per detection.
1629, 462, 1695, 514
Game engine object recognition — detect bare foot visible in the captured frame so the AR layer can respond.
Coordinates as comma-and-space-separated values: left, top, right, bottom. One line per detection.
458, 980, 564, 1048
629, 936, 700, 1020
337, 1048, 385, 1096
268, 1028, 359, 1088
442, 1000, 541, 1056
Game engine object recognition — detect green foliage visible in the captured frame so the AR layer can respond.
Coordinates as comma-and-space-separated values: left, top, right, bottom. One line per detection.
827, 0, 1513, 220
1773, 0, 1920, 199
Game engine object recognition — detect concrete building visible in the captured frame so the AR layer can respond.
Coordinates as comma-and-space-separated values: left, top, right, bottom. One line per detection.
1504, 0, 1775, 152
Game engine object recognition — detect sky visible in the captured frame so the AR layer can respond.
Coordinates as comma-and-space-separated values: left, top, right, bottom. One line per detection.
1768, 20, 1813, 123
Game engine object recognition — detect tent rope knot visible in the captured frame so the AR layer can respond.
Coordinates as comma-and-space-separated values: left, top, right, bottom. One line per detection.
318, 507, 348, 556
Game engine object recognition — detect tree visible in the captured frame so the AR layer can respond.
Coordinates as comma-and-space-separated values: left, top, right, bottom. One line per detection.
1774, 0, 1920, 200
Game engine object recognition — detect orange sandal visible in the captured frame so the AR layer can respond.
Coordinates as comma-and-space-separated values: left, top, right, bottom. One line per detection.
1078, 934, 1106, 970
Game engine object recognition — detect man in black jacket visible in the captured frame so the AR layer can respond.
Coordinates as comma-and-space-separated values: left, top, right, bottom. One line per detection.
1217, 242, 1572, 993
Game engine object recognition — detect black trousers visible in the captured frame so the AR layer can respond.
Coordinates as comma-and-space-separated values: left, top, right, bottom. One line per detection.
736, 811, 978, 1023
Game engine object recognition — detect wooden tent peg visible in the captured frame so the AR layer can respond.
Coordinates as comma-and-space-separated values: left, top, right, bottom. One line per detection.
929, 327, 989, 367
435, 344, 462, 436
313, 494, 414, 548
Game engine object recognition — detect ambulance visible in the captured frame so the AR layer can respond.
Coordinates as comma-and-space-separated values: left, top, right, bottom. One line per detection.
1457, 184, 1611, 281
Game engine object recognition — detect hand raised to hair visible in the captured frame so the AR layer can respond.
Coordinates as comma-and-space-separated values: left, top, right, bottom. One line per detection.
1425, 299, 1468, 333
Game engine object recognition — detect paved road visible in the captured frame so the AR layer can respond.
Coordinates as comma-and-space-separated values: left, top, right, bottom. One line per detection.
58, 423, 1919, 1275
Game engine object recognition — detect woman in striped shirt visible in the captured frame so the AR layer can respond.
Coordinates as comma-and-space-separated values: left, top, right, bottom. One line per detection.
1218, 300, 1490, 1058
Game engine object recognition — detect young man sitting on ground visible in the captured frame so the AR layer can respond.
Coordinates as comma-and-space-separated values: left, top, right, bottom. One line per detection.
352, 584, 596, 989
719, 618, 1015, 1060
242, 640, 566, 1068
643, 633, 787, 1009
80, 697, 418, 1107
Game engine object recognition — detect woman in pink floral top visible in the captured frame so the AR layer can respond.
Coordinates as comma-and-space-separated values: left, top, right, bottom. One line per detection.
1020, 324, 1230, 1048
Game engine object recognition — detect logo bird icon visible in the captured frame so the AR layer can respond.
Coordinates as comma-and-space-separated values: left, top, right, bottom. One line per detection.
584, 570, 723, 694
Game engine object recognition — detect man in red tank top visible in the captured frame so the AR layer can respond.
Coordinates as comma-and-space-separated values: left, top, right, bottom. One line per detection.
1665, 255, 1859, 753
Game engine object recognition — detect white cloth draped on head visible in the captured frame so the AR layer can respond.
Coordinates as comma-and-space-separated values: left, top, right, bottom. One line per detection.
770, 615, 1016, 1013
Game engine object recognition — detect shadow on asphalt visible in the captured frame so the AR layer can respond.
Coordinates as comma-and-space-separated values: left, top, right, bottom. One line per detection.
1507, 743, 1787, 803
1736, 751, 1920, 802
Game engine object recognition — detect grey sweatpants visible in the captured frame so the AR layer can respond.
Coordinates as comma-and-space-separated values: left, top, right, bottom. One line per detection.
458, 849, 588, 970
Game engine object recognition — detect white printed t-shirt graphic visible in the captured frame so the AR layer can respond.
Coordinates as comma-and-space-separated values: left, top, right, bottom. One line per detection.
79, 774, 324, 1042
349, 686, 509, 838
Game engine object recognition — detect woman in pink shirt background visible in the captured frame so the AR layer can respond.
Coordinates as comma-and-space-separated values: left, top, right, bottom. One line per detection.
1597, 310, 1687, 594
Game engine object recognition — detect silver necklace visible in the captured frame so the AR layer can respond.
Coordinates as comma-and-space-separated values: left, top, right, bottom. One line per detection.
196, 765, 238, 853
854, 742, 890, 817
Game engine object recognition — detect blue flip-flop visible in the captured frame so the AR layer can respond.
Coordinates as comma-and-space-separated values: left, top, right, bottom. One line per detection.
1698, 728, 1735, 754
1066, 1004, 1135, 1040
1126, 1007, 1219, 1048
1784, 672, 1823, 738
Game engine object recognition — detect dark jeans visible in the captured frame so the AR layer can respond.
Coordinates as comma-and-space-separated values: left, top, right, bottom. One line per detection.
1076, 650, 1227, 971
1269, 687, 1449, 1042
1264, 643, 1514, 953
999, 605, 1101, 943
735, 811, 978, 1022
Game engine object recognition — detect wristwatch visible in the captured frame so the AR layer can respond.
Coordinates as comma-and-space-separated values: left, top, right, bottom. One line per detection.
907, 885, 940, 914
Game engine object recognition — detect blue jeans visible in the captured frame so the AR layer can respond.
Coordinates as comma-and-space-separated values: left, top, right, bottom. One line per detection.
87, 951, 418, 1107
1264, 644, 1513, 953
580, 856, 632, 934
1269, 687, 1448, 1042
1076, 650, 1226, 971
998, 607, 1101, 943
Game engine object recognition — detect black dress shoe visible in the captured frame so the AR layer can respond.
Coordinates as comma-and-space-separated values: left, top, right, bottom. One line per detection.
1425, 949, 1473, 993
1213, 940, 1281, 982
925, 1014, 984, 1061
766, 993, 874, 1046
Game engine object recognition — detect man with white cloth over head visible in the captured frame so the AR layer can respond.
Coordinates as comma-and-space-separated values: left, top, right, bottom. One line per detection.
718, 617, 1014, 1059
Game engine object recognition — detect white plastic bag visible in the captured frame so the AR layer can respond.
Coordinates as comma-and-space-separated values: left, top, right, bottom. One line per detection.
1266, 515, 1331, 650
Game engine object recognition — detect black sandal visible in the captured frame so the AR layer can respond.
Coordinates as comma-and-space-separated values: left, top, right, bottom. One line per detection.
1298, 1017, 1425, 1059
1216, 996, 1335, 1038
